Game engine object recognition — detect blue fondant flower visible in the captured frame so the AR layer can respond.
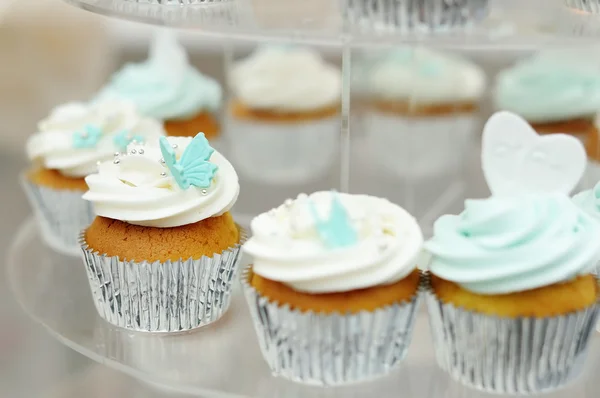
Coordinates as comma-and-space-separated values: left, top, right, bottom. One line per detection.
309, 192, 358, 249
73, 124, 102, 149
159, 133, 218, 190
113, 130, 144, 152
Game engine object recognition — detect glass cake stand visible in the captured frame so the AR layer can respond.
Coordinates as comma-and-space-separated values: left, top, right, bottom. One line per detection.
8, 217, 600, 397
11, 0, 600, 396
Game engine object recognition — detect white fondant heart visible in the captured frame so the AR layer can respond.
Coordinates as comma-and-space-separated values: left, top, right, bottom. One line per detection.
481, 111, 587, 196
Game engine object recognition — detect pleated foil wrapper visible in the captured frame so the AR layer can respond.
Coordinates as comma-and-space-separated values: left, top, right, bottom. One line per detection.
342, 0, 489, 33
21, 175, 95, 256
365, 110, 477, 179
226, 114, 339, 185
80, 227, 247, 333
242, 266, 422, 386
565, 0, 600, 13
425, 276, 599, 394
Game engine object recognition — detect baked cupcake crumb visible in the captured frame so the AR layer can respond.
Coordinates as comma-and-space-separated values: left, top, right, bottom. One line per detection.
164, 111, 220, 139
85, 212, 239, 262
431, 274, 598, 318
27, 168, 88, 191
250, 269, 421, 314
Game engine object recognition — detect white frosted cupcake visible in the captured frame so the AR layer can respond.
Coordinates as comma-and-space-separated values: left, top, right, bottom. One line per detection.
228, 46, 341, 184
23, 100, 165, 255
80, 133, 244, 332
242, 191, 423, 385
366, 47, 486, 178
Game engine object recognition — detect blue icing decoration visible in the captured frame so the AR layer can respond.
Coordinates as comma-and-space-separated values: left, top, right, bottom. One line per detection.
159, 133, 218, 190
309, 192, 358, 249
94, 61, 222, 121
495, 58, 600, 123
425, 193, 600, 295
73, 124, 102, 149
113, 130, 144, 152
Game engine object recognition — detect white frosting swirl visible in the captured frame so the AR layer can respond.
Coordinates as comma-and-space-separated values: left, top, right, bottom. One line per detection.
230, 46, 341, 112
83, 137, 239, 228
243, 192, 423, 293
26, 101, 165, 178
369, 48, 486, 104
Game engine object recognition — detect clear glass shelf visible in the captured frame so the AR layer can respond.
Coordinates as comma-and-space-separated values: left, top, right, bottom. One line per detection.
7, 217, 600, 398
62, 0, 600, 47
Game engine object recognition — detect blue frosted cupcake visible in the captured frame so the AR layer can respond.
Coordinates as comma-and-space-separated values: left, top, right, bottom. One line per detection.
95, 32, 222, 139
425, 193, 600, 394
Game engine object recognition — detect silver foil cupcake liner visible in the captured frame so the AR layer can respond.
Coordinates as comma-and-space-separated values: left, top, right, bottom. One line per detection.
342, 0, 489, 33
242, 266, 422, 386
565, 0, 600, 13
80, 227, 247, 333
425, 275, 599, 394
21, 174, 95, 256
365, 110, 477, 179
226, 113, 339, 185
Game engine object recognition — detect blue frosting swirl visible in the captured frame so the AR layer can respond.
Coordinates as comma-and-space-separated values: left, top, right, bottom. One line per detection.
495, 58, 600, 123
95, 57, 221, 121
425, 194, 600, 295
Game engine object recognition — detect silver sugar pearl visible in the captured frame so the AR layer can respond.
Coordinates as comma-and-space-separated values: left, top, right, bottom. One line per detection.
130, 149, 137, 155
114, 152, 120, 157
172, 144, 178, 149
201, 189, 208, 195
138, 149, 144, 155
160, 158, 166, 166
160, 171, 167, 177
113, 159, 120, 165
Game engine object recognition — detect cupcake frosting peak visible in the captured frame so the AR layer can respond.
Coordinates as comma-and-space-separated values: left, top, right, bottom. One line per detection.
243, 191, 423, 293
83, 133, 239, 228
425, 193, 600, 295
230, 46, 341, 112
94, 31, 222, 120
26, 100, 165, 178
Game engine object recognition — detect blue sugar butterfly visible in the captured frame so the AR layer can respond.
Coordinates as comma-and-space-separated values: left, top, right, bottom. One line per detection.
309, 192, 358, 249
159, 133, 218, 190
73, 124, 102, 149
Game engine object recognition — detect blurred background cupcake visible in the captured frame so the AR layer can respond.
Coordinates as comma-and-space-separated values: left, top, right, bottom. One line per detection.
95, 31, 222, 140
494, 52, 600, 188
365, 47, 486, 180
242, 191, 422, 385
226, 45, 341, 185
23, 100, 165, 255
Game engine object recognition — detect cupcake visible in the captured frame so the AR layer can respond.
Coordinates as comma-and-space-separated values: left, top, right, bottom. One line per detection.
242, 191, 423, 385
366, 47, 486, 179
23, 100, 165, 255
80, 133, 244, 332
494, 54, 600, 143
424, 193, 600, 394
227, 46, 341, 184
95, 31, 222, 140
